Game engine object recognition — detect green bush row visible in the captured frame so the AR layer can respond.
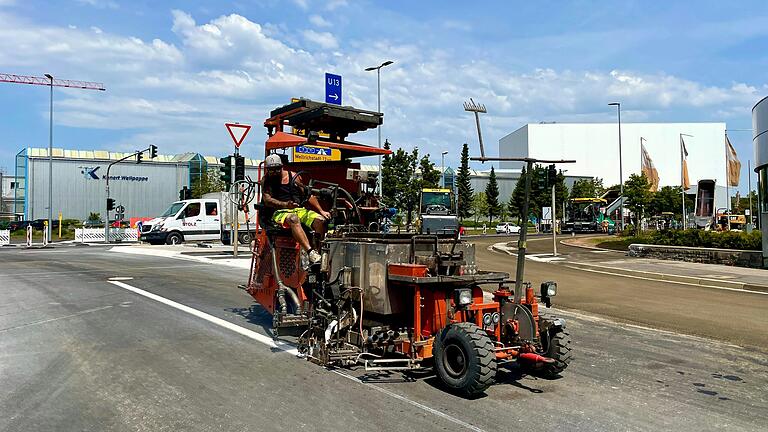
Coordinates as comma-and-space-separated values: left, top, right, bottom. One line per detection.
628, 229, 762, 250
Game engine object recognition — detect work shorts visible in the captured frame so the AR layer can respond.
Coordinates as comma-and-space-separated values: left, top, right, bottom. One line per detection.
272, 208, 320, 229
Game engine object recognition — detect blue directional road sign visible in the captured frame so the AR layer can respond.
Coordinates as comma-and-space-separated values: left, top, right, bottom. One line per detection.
325, 73, 341, 105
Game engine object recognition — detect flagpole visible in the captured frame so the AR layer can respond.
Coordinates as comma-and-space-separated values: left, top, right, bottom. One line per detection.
725, 133, 731, 230
680, 134, 686, 229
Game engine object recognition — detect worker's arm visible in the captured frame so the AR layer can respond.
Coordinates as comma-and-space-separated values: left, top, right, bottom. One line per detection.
261, 181, 297, 209
295, 178, 330, 218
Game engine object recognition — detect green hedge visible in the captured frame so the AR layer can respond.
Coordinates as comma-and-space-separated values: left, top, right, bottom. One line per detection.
629, 229, 762, 250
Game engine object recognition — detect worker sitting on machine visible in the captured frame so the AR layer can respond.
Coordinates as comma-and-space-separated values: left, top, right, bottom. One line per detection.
261, 154, 331, 264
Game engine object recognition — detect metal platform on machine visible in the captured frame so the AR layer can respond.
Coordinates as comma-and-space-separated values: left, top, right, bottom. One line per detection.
270, 99, 382, 139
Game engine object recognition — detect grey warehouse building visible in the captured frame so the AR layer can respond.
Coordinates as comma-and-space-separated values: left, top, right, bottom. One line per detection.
13, 148, 262, 222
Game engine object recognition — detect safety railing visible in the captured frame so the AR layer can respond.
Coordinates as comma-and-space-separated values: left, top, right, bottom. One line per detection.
75, 227, 138, 243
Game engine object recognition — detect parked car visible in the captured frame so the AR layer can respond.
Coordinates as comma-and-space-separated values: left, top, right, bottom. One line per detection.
495, 222, 521, 234
82, 219, 104, 228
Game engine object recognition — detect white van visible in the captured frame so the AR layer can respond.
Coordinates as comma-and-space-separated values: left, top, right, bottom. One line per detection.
140, 193, 257, 245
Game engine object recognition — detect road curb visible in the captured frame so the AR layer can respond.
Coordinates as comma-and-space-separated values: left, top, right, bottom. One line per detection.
559, 237, 619, 252
567, 261, 768, 293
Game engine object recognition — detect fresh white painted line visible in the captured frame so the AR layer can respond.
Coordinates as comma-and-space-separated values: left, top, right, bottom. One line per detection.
107, 279, 486, 432
108, 277, 134, 281
330, 369, 487, 432
0, 305, 113, 333
107, 280, 298, 354
564, 265, 768, 296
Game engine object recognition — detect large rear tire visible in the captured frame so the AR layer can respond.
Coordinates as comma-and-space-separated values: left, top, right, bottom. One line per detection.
533, 329, 572, 378
433, 322, 496, 396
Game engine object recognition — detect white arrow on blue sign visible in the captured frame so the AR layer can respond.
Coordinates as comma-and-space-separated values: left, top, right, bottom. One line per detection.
325, 73, 341, 105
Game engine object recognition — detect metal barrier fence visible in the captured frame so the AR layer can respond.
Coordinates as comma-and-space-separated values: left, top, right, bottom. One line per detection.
75, 228, 139, 243
0, 229, 9, 246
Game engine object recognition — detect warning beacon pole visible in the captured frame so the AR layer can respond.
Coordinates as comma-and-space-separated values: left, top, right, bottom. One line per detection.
233, 146, 238, 258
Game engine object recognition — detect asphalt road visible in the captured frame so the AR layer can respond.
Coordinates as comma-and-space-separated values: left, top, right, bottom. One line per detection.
473, 234, 768, 349
1, 245, 766, 431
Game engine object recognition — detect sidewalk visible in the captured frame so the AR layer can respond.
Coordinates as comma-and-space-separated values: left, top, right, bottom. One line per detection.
566, 258, 768, 292
558, 237, 768, 293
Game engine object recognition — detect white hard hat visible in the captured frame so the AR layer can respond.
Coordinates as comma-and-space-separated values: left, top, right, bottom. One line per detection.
265, 154, 283, 168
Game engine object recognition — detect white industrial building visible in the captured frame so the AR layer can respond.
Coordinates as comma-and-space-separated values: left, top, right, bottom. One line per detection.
499, 122, 730, 205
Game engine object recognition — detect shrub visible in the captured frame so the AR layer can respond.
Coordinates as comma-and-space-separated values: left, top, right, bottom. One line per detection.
631, 229, 761, 250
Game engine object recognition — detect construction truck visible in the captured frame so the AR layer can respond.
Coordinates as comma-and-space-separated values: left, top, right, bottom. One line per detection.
240, 99, 571, 397
563, 197, 612, 233
418, 188, 459, 234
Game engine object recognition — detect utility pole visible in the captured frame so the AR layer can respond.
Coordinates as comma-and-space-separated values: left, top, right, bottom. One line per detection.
473, 156, 575, 302
0, 73, 105, 241
680, 133, 693, 229
608, 103, 624, 232
552, 183, 557, 256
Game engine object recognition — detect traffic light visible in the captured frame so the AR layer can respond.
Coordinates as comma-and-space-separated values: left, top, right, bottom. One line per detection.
107, 198, 115, 211
149, 144, 158, 159
219, 156, 232, 190
537, 167, 547, 190
179, 186, 192, 200
136, 151, 143, 164
234, 155, 245, 182
547, 164, 557, 188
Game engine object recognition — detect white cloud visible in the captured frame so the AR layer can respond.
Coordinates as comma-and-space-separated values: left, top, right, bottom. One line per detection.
302, 29, 338, 49
309, 14, 331, 28
75, 0, 118, 9
0, 9, 763, 166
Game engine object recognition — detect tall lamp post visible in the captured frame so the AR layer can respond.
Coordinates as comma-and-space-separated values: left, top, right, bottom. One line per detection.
365, 60, 394, 198
45, 74, 53, 242
441, 150, 448, 187
608, 102, 624, 232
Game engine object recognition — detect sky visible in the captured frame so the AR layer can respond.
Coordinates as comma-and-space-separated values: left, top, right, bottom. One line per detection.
0, 0, 766, 193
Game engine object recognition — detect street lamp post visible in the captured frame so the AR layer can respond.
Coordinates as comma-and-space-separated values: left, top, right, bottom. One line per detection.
441, 151, 448, 187
45, 73, 53, 242
608, 102, 624, 232
365, 60, 394, 199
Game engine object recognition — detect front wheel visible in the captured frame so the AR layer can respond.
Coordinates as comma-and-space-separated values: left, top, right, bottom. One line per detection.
433, 322, 497, 396
166, 232, 183, 245
531, 328, 572, 378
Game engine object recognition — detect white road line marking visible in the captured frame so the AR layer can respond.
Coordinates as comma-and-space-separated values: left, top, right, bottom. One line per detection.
107, 280, 298, 355
107, 280, 486, 432
0, 305, 113, 333
564, 265, 768, 296
329, 370, 487, 432
0, 264, 212, 278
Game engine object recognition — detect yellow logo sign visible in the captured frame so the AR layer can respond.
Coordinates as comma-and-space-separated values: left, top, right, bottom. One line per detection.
293, 145, 341, 162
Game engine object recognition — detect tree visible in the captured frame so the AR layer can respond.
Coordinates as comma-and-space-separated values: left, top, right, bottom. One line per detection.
381, 144, 420, 224
510, 164, 569, 224
485, 166, 501, 222
624, 173, 653, 227
88, 212, 100, 222
456, 143, 473, 221
570, 177, 605, 199
191, 168, 225, 198
471, 192, 488, 224
418, 155, 441, 189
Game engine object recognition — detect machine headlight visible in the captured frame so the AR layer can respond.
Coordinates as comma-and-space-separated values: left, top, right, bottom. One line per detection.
151, 224, 162, 231
543, 281, 557, 297
483, 313, 493, 327
492, 312, 500, 324
454, 288, 473, 307
540, 281, 557, 308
